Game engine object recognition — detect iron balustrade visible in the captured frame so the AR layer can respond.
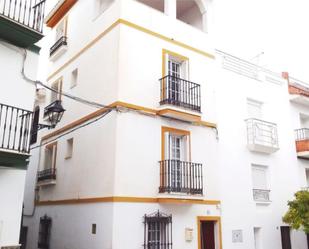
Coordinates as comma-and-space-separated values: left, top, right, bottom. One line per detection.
37, 168, 56, 182
50, 36, 67, 56
0, 0, 46, 33
160, 75, 201, 112
0, 103, 33, 153
253, 189, 271, 202
295, 128, 309, 141
159, 159, 203, 195
246, 118, 278, 148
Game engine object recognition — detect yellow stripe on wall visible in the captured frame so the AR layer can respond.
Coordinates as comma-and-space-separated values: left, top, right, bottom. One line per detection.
47, 18, 215, 81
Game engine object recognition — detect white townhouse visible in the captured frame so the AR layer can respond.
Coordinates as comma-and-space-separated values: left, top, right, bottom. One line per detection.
0, 0, 46, 248
23, 1, 222, 249
22, 1, 308, 249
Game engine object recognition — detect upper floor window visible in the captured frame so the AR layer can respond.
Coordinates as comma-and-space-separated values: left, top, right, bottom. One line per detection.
71, 68, 78, 88
50, 78, 63, 103
159, 127, 203, 195
143, 211, 172, 249
65, 138, 74, 159
162, 127, 190, 161
163, 50, 188, 80
56, 18, 67, 41
251, 164, 270, 202
247, 98, 263, 119
50, 18, 68, 58
44, 143, 57, 171
38, 215, 52, 249
160, 49, 201, 112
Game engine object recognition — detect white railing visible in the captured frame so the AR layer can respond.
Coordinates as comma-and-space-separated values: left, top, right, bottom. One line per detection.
246, 118, 279, 149
253, 189, 270, 202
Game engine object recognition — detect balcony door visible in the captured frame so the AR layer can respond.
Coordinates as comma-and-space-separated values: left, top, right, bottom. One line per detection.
164, 131, 189, 191
169, 134, 186, 191
168, 59, 181, 103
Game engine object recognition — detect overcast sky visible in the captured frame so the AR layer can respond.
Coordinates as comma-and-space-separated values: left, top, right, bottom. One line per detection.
214, 0, 309, 82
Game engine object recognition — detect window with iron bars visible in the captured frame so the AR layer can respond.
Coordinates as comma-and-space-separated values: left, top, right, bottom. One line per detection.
38, 215, 52, 249
143, 211, 172, 249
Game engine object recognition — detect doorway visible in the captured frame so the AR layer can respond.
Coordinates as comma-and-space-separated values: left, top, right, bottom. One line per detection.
280, 226, 292, 249
198, 217, 222, 249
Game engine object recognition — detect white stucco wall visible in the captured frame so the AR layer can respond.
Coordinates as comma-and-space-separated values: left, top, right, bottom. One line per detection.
24, 203, 114, 249
0, 168, 26, 247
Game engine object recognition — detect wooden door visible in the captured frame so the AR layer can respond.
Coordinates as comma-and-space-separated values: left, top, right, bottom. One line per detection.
201, 221, 215, 249
280, 226, 291, 249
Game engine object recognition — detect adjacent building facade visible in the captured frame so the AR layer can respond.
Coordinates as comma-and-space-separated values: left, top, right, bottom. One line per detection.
21, 1, 308, 249
0, 0, 46, 248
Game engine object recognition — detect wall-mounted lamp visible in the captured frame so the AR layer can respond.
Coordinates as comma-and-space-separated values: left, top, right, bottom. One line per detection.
38, 100, 65, 130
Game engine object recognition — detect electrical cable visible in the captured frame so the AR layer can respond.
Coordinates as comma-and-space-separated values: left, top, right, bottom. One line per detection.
20, 49, 111, 109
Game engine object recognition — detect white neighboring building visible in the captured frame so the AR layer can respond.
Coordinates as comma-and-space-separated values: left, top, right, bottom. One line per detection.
22, 1, 308, 249
0, 0, 46, 248
214, 51, 308, 249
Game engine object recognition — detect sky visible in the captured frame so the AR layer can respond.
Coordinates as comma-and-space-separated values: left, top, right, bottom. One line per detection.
42, 0, 309, 82
214, 0, 309, 82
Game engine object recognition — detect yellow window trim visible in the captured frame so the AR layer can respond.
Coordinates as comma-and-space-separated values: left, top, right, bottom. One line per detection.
197, 216, 223, 249
162, 48, 189, 78
161, 126, 191, 161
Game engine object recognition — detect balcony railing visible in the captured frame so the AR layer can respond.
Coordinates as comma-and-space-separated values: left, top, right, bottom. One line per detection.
0, 0, 46, 33
160, 75, 201, 112
37, 168, 56, 182
246, 118, 279, 153
159, 159, 203, 195
0, 103, 33, 154
50, 36, 67, 57
295, 128, 309, 141
253, 189, 270, 202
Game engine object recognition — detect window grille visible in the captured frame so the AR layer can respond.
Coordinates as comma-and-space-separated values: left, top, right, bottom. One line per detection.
38, 215, 52, 249
143, 211, 172, 249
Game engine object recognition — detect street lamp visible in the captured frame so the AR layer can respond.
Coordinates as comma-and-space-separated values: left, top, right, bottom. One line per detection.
38, 100, 65, 130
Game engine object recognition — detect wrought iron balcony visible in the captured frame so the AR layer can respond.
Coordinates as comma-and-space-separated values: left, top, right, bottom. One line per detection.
0, 0, 46, 33
159, 75, 201, 112
253, 189, 271, 202
294, 128, 309, 159
159, 159, 203, 195
246, 118, 279, 154
37, 168, 56, 182
50, 36, 67, 57
0, 103, 33, 154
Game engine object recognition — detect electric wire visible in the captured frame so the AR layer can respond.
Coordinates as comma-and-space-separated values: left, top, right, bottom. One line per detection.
21, 49, 111, 109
